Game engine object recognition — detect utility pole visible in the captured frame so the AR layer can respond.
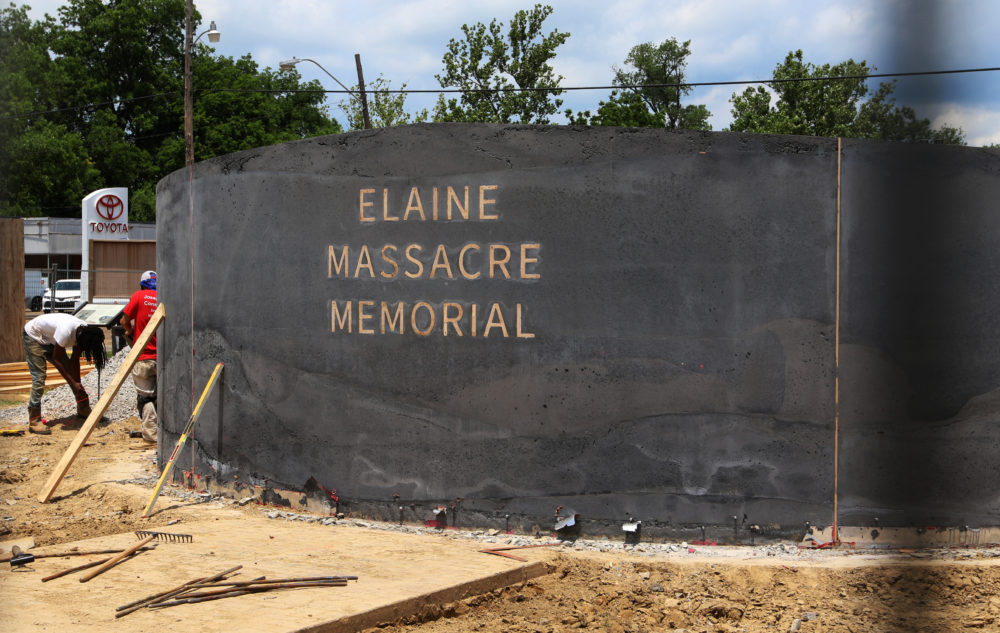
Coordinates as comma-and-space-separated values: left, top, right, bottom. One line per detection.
355, 54, 372, 130
184, 0, 194, 168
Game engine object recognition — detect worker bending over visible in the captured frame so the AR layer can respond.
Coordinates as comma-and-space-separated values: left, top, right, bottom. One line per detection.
22, 313, 106, 434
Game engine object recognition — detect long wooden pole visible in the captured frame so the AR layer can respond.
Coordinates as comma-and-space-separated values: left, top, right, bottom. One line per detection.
37, 303, 166, 502
142, 362, 224, 518
116, 565, 242, 617
79, 535, 155, 583
354, 54, 371, 129
41, 547, 155, 581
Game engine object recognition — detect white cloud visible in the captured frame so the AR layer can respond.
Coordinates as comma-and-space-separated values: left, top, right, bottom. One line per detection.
703, 35, 759, 66
927, 104, 1000, 147
809, 4, 871, 43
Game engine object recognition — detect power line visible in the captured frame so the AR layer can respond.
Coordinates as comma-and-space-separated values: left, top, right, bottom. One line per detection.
3, 65, 998, 120
235, 65, 1000, 95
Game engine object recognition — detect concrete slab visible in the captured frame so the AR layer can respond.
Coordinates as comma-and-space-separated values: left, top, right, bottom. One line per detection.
0, 517, 550, 632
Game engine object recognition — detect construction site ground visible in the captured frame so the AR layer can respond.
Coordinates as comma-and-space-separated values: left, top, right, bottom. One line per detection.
2, 409, 1000, 632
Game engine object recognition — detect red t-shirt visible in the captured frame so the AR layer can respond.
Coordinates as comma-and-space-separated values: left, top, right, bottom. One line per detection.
122, 289, 158, 361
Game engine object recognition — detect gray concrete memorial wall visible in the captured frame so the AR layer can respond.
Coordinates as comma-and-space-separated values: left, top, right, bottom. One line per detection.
157, 124, 1000, 539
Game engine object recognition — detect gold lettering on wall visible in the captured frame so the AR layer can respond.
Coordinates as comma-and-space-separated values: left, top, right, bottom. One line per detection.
404, 244, 424, 279
479, 185, 498, 220
381, 301, 404, 334
333, 184, 540, 339
359, 189, 375, 222
430, 245, 454, 279
459, 244, 481, 279
404, 187, 426, 221
443, 302, 463, 336
330, 300, 532, 339
329, 245, 349, 278
382, 188, 398, 221
358, 300, 375, 334
411, 302, 435, 336
355, 245, 375, 278
331, 300, 352, 333
447, 186, 469, 220
489, 245, 511, 280
520, 243, 540, 280
380, 244, 399, 279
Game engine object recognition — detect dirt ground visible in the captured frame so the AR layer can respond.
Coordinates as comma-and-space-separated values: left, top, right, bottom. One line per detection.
2, 406, 1000, 633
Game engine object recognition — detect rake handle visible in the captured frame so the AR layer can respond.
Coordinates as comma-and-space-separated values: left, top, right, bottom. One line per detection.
79, 535, 155, 583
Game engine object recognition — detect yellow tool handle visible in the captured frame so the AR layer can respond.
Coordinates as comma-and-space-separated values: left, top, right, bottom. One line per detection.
142, 362, 224, 518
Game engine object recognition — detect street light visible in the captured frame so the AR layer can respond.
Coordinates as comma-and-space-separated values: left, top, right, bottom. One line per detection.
280, 56, 371, 129
279, 57, 352, 93
184, 0, 220, 169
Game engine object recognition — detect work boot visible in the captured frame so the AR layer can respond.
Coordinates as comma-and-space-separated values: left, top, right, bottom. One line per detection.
27, 406, 50, 435
76, 399, 91, 421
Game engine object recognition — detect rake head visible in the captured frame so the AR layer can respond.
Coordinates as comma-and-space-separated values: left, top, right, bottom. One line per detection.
135, 530, 193, 543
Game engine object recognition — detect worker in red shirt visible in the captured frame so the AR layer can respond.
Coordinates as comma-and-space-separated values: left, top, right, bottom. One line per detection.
121, 270, 158, 444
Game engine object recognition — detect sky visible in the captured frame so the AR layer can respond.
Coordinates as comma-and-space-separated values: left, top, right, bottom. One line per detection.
23, 0, 1000, 145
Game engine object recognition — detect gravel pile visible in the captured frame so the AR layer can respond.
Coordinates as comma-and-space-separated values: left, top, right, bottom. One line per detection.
0, 348, 139, 425
253, 511, 1000, 560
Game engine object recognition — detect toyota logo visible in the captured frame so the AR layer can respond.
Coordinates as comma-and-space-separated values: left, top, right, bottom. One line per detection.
95, 194, 124, 220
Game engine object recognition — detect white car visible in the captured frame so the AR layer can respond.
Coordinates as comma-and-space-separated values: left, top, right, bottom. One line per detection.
42, 279, 83, 312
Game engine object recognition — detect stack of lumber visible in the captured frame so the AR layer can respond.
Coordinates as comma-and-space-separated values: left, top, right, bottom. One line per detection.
0, 360, 96, 394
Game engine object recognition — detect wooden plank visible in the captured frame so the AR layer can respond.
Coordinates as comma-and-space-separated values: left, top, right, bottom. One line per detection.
0, 364, 97, 394
37, 303, 165, 503
0, 366, 95, 380
0, 381, 71, 394
0, 219, 25, 363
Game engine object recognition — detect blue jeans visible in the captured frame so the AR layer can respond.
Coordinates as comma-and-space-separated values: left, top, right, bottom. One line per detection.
22, 332, 53, 409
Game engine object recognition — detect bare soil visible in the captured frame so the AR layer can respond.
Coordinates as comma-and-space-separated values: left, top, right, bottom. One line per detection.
2, 410, 1000, 633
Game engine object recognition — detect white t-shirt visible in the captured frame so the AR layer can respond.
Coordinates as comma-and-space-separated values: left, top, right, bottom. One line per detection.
24, 314, 87, 348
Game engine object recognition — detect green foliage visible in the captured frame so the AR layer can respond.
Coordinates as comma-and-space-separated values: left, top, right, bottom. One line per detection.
338, 74, 429, 131
0, 0, 340, 220
613, 39, 710, 130
0, 119, 101, 217
565, 90, 665, 127
566, 38, 710, 130
433, 3, 569, 124
193, 55, 341, 159
0, 3, 82, 216
728, 50, 965, 144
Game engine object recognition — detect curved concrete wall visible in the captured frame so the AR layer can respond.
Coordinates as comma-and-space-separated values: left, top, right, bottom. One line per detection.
156, 124, 1000, 537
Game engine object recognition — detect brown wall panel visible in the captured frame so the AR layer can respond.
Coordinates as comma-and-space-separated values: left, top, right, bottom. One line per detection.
89, 240, 156, 299
0, 219, 26, 362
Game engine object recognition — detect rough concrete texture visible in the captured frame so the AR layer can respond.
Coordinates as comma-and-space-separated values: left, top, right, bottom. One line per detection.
838, 140, 1000, 526
155, 124, 999, 537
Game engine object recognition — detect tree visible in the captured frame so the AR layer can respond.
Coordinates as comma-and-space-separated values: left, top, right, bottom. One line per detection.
0, 4, 96, 217
337, 75, 428, 130
433, 4, 569, 124
566, 39, 710, 129
1, 119, 100, 217
566, 90, 665, 127
728, 50, 965, 143
0, 0, 341, 220
613, 39, 710, 130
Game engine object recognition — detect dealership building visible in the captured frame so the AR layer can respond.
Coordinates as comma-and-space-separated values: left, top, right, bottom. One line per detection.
21, 188, 156, 308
